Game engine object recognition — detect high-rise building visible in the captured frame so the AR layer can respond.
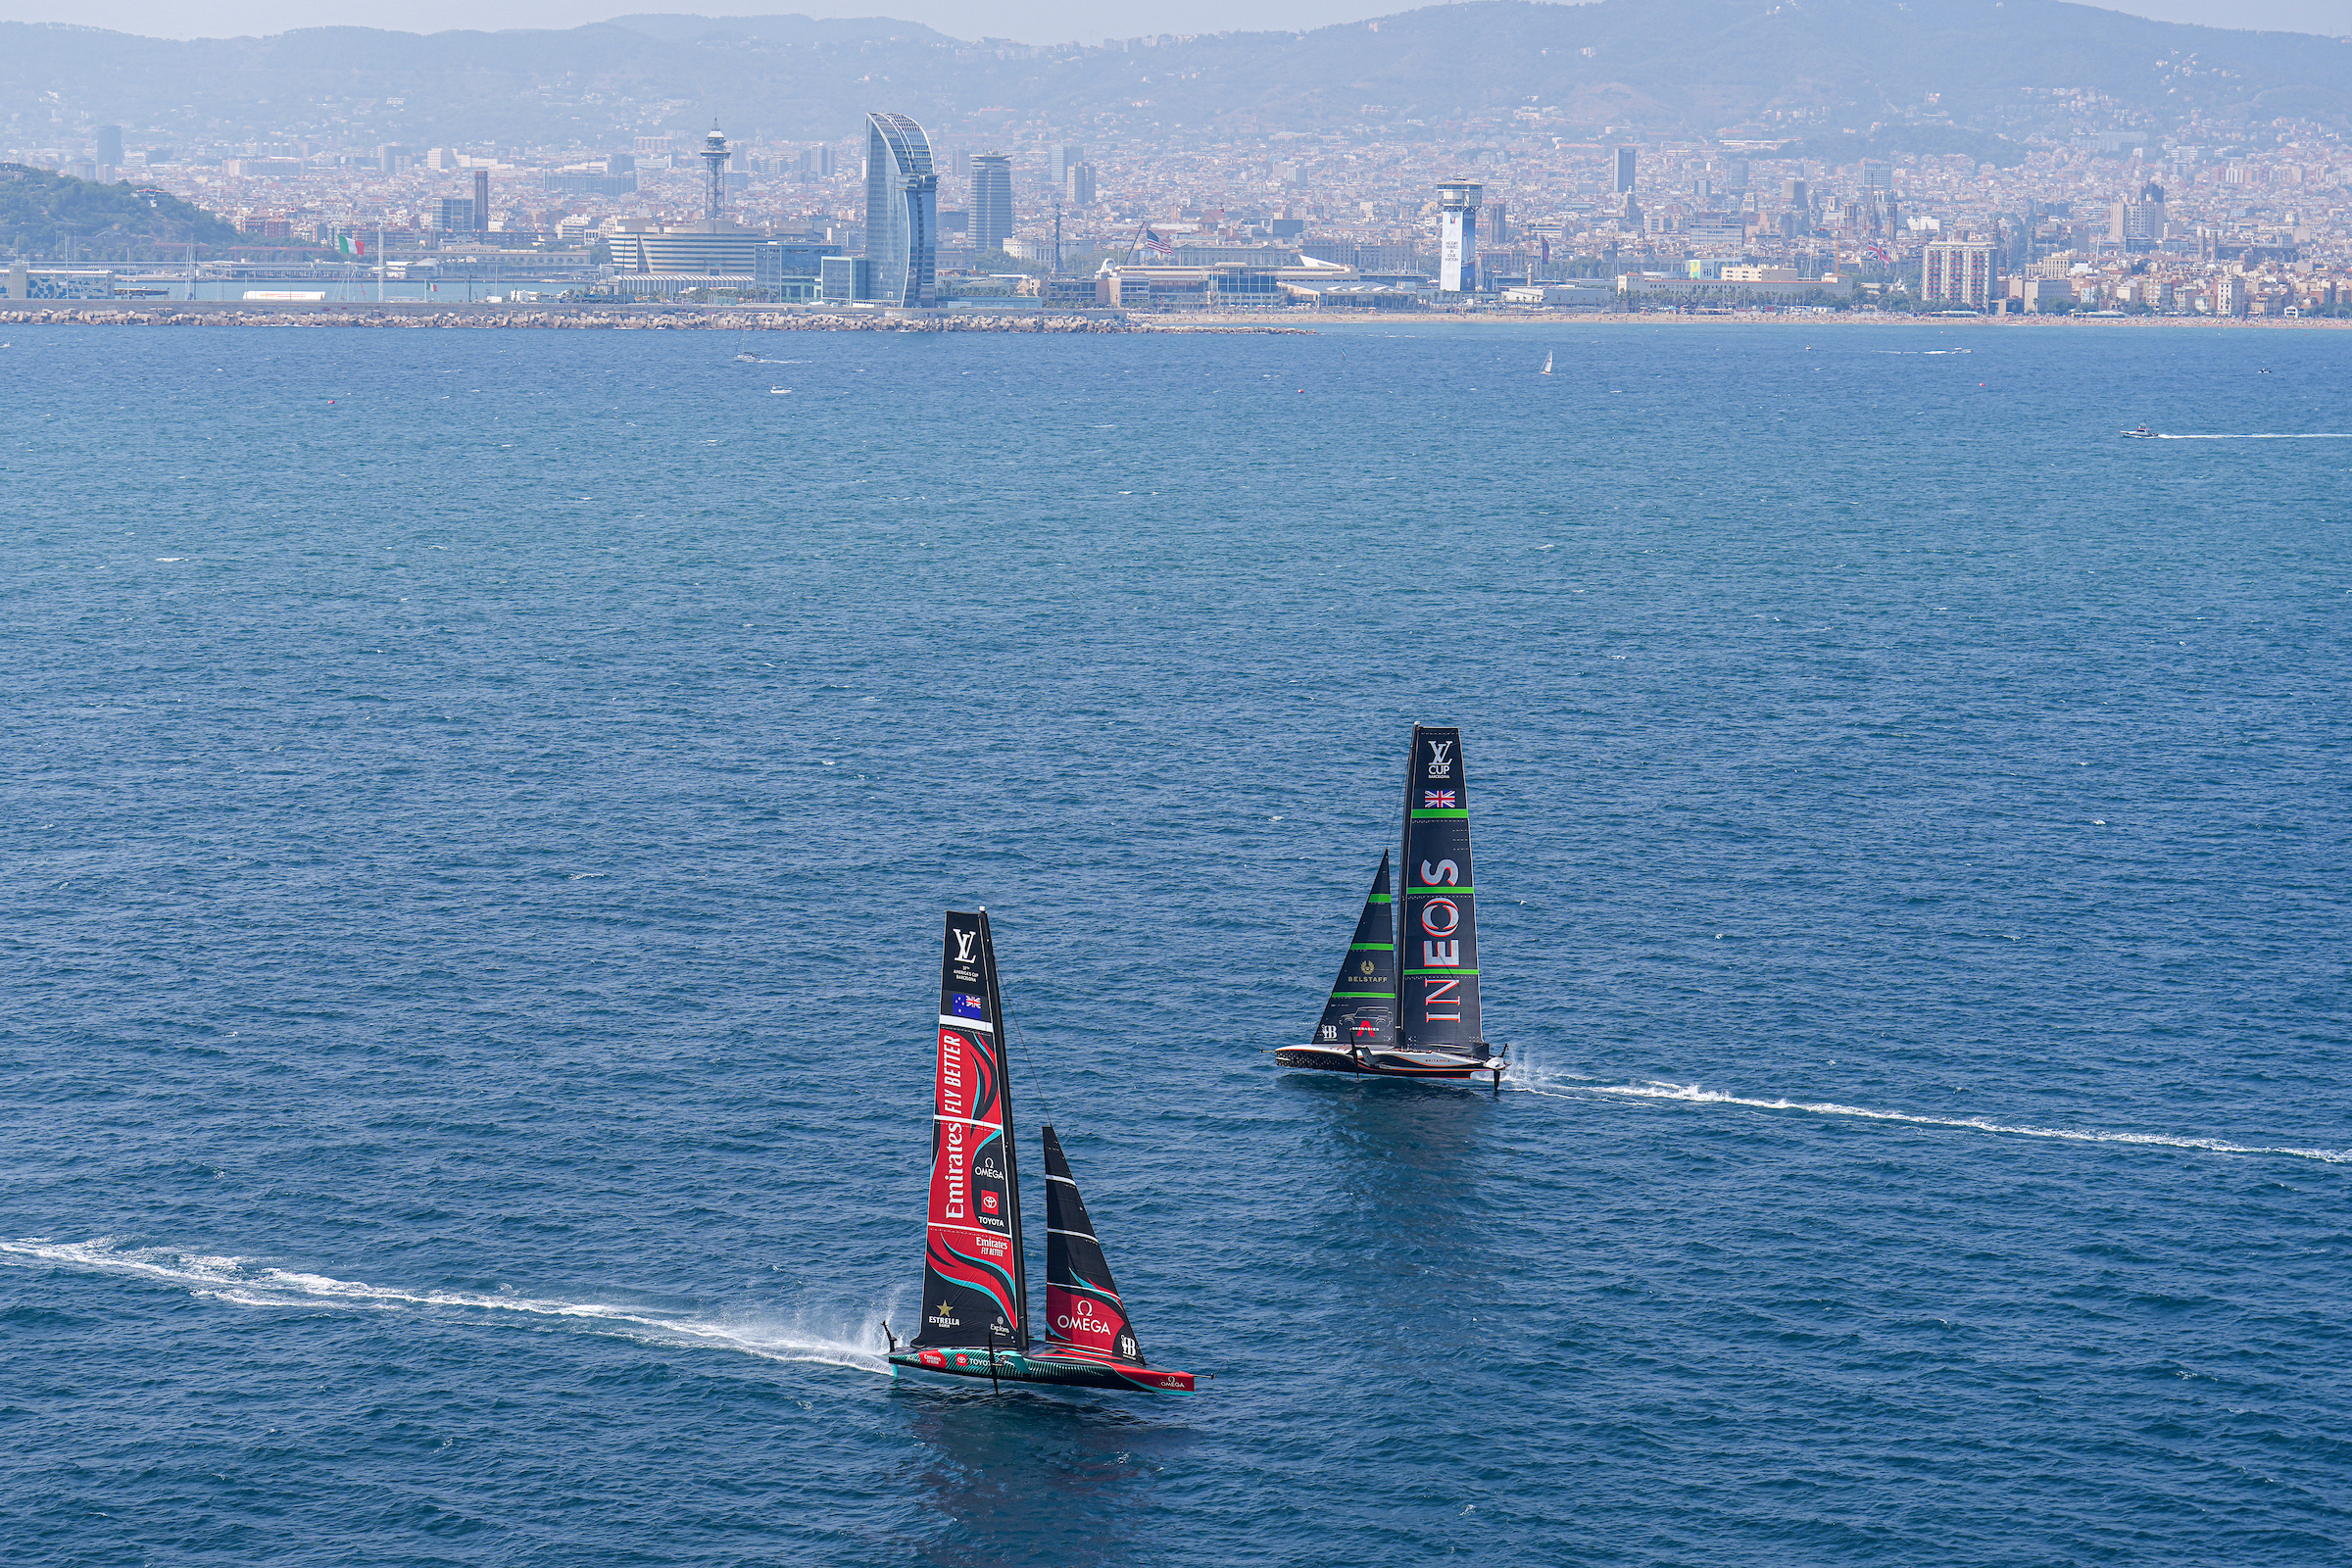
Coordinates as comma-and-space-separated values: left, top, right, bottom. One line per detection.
1486, 199, 1508, 244
378, 143, 416, 173
1065, 162, 1097, 206
94, 125, 122, 170
430, 197, 475, 231
1436, 177, 1481, 294
1921, 241, 1997, 310
1861, 160, 1892, 191
1784, 177, 1807, 210
969, 152, 1013, 253
1052, 144, 1085, 186
863, 112, 940, 307
1612, 146, 1637, 193
472, 169, 490, 231
2110, 179, 2165, 250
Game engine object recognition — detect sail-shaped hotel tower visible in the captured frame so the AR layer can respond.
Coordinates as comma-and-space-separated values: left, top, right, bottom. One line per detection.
863, 112, 939, 308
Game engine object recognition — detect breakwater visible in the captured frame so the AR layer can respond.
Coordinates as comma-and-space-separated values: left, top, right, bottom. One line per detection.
0, 304, 1305, 333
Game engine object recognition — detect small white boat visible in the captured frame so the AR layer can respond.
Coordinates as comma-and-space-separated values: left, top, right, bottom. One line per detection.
1541, 351, 1553, 374
2121, 424, 2157, 439
769, 386, 792, 395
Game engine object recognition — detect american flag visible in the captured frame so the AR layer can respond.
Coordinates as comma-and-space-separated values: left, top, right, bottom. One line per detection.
1140, 226, 1174, 259
1423, 790, 1457, 808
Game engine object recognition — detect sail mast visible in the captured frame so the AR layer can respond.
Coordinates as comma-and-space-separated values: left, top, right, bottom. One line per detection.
979, 909, 1030, 1350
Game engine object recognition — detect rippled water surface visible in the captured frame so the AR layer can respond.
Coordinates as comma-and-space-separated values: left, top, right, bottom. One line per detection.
3, 319, 2348, 1566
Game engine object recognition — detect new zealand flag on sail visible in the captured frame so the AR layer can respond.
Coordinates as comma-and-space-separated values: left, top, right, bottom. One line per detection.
950, 993, 987, 1020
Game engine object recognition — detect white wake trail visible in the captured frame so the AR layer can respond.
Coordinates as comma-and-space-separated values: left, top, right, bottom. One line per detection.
1503, 1069, 2352, 1165
0, 1239, 894, 1374
2154, 431, 2352, 440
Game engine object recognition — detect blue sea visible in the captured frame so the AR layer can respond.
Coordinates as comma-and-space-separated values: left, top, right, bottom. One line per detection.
3, 318, 2348, 1566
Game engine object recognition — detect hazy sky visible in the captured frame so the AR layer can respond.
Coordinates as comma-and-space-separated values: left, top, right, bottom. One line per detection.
1, 0, 2343, 45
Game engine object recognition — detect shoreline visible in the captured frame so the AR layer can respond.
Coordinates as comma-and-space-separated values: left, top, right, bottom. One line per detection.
0, 303, 1306, 333
4, 301, 2340, 333
1156, 309, 2352, 330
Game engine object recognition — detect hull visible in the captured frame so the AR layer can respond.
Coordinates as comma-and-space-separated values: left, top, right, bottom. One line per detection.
1274, 1046, 1505, 1083
890, 1345, 1196, 1395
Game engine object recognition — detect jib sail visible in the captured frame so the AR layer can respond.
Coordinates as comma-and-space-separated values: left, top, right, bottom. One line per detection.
1041, 1124, 1145, 1365
1308, 851, 1396, 1050
911, 909, 1029, 1350
1398, 724, 1486, 1056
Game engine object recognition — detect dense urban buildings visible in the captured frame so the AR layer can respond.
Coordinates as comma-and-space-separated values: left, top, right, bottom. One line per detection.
3, 78, 2349, 318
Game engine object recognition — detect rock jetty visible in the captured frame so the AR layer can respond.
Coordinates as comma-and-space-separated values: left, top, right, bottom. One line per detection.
0, 305, 1306, 334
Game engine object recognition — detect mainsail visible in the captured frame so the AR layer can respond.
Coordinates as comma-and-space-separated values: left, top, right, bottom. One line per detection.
1398, 724, 1486, 1056
911, 909, 1030, 1350
1041, 1124, 1145, 1365
1308, 852, 1396, 1051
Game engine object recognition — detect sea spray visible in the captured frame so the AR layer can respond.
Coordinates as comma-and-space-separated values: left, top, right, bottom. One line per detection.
1500, 1071, 2352, 1165
0, 1239, 894, 1374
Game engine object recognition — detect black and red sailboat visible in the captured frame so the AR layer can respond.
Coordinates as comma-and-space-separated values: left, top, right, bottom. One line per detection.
886, 909, 1196, 1396
1276, 725, 1506, 1086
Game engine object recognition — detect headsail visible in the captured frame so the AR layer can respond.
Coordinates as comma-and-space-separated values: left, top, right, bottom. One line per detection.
1308, 852, 1396, 1051
1041, 1125, 1145, 1365
1398, 725, 1486, 1057
911, 909, 1030, 1351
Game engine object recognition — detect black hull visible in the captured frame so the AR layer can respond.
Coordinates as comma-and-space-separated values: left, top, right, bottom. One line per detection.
890, 1346, 1196, 1394
1274, 1046, 1505, 1084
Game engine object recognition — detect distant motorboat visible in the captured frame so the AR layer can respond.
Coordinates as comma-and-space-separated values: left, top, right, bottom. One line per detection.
769, 386, 792, 395
734, 351, 760, 363
2121, 423, 2157, 439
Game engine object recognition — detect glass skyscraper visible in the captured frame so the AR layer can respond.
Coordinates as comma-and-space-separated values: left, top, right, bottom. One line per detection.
863, 112, 939, 308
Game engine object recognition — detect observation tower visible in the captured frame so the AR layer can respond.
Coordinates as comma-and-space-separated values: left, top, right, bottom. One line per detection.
701, 125, 731, 221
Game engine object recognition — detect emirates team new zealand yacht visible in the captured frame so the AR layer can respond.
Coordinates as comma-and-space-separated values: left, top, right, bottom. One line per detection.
886, 910, 1197, 1395
1275, 725, 1506, 1087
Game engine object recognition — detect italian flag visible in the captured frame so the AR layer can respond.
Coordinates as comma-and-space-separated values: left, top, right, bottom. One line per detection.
337, 233, 367, 257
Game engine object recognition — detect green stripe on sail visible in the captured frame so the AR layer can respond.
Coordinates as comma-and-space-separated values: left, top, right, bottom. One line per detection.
1348, 942, 1394, 951
1331, 991, 1395, 999
1409, 808, 1469, 819
1405, 885, 1474, 897
1403, 968, 1481, 977
1368, 894, 1392, 904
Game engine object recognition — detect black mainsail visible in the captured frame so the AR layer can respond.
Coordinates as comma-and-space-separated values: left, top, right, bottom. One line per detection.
1041, 1125, 1147, 1366
1397, 724, 1486, 1058
910, 909, 1030, 1352
1307, 852, 1397, 1052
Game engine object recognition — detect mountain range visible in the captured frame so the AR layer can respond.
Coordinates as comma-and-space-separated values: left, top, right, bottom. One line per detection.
3, 1, 2345, 151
